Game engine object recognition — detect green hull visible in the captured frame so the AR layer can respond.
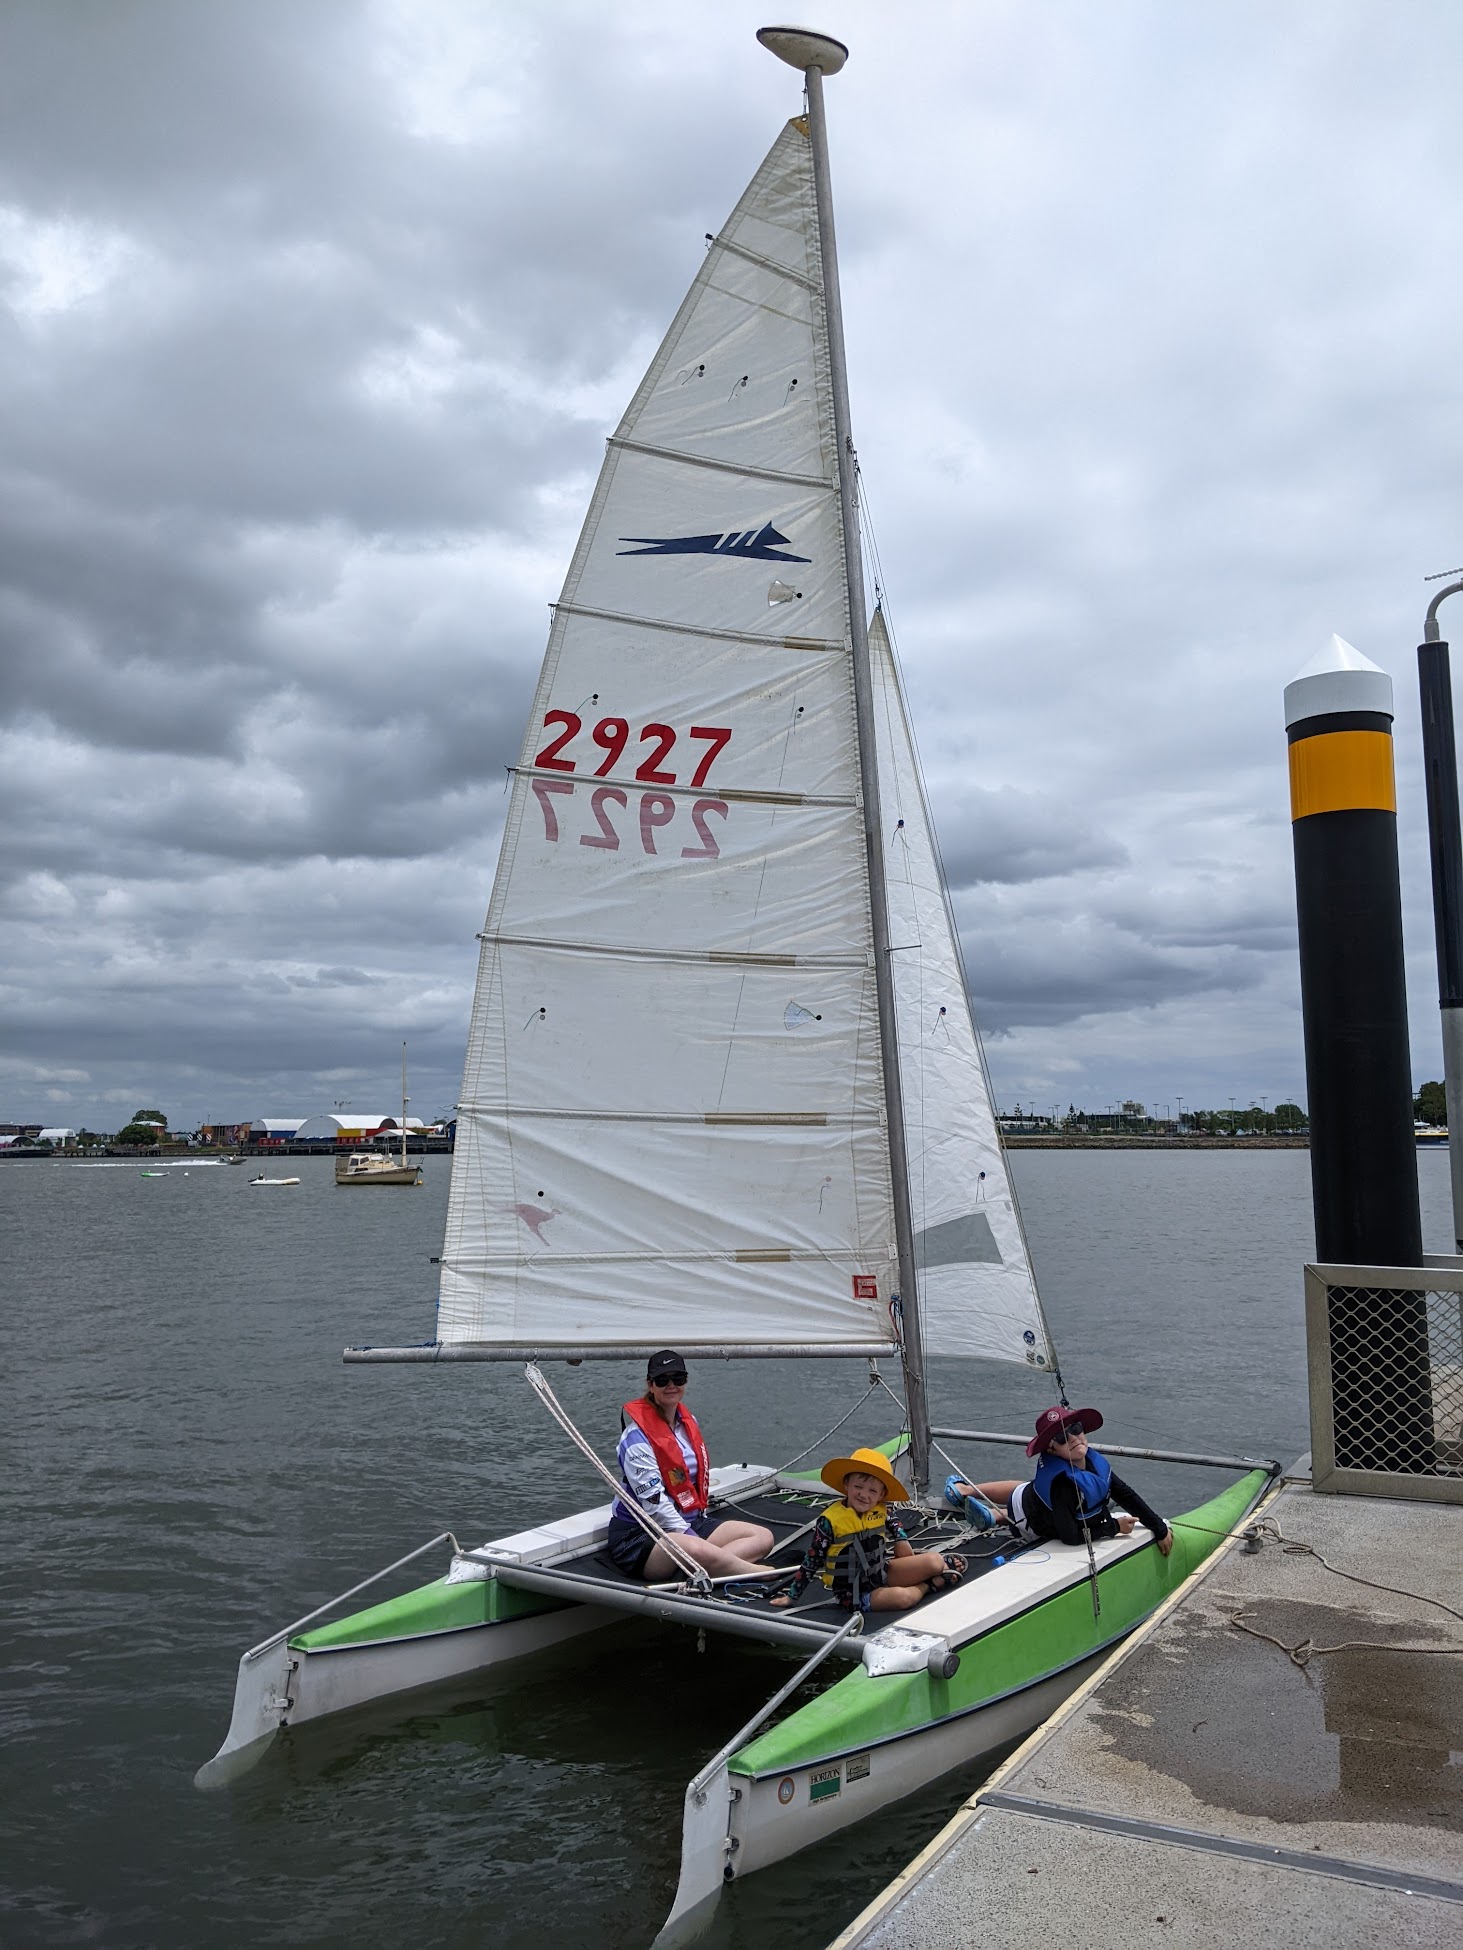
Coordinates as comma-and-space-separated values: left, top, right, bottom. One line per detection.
295, 1435, 913, 1657
729, 1469, 1267, 1778
292, 1571, 565, 1652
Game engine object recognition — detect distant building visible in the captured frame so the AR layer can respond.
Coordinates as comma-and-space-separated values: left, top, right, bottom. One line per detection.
199, 1122, 251, 1147
294, 1113, 392, 1144
38, 1127, 76, 1145
249, 1118, 307, 1147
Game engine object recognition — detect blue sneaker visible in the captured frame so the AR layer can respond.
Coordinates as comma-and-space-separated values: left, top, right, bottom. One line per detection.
943, 1473, 997, 1530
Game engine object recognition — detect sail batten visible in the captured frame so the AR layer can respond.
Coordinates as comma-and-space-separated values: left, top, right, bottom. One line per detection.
608, 437, 834, 490
551, 602, 845, 653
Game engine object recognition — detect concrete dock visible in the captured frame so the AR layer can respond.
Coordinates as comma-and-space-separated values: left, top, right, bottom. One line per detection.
830, 1473, 1461, 1948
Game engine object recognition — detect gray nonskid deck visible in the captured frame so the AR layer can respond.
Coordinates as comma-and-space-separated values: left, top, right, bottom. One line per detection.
480, 1485, 1027, 1654
831, 1476, 1463, 1948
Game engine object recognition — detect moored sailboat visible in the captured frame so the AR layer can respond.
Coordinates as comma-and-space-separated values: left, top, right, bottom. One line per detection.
334, 1045, 423, 1186
199, 26, 1274, 1933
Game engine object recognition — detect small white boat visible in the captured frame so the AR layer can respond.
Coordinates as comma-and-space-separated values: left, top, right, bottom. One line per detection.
249, 1175, 300, 1187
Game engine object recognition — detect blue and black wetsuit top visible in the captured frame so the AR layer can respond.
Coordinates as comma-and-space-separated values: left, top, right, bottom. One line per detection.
1024, 1447, 1169, 1548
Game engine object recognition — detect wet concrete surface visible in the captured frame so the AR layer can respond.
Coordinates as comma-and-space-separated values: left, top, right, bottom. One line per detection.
833, 1479, 1463, 1948
1081, 1594, 1462, 1836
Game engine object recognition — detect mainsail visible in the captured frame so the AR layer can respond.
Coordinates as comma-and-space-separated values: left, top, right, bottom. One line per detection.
432, 114, 1055, 1378
438, 120, 898, 1351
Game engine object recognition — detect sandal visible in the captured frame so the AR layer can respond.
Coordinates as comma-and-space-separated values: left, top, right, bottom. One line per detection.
930, 1554, 967, 1590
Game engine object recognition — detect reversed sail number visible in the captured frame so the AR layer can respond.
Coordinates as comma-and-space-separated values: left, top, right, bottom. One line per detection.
533, 712, 732, 787
532, 781, 729, 859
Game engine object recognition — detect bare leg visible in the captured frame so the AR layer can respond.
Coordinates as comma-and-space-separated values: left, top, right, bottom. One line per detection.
868, 1582, 925, 1611
642, 1531, 772, 1581
886, 1550, 948, 1586
704, 1519, 774, 1562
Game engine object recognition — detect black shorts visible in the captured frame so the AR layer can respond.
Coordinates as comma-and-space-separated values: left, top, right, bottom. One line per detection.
605, 1509, 718, 1579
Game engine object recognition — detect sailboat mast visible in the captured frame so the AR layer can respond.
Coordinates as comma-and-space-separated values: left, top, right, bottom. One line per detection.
773, 31, 932, 1491
400, 1042, 408, 1170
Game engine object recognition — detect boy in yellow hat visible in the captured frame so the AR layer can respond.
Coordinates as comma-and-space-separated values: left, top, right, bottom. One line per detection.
770, 1446, 965, 1615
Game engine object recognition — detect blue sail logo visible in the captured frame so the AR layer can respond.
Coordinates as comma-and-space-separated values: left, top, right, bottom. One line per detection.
617, 519, 809, 562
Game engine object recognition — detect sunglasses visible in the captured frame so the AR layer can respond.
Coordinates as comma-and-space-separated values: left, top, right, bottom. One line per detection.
652, 1372, 688, 1387
1053, 1425, 1087, 1442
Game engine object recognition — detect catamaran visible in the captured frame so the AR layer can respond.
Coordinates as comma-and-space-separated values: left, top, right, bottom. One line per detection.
199, 26, 1273, 1939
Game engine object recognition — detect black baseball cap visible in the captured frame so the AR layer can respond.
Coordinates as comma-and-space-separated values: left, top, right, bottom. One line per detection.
647, 1349, 687, 1382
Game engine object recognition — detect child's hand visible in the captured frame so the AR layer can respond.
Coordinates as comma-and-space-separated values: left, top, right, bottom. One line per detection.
1117, 1515, 1136, 1535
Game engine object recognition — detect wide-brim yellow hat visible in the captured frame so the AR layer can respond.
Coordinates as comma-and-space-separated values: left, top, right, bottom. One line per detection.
819, 1446, 910, 1504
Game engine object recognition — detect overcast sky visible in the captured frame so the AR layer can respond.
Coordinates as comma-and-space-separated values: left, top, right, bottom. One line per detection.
3, 0, 1461, 1132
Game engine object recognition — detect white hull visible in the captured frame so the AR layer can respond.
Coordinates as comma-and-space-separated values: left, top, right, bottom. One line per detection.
729, 1650, 1105, 1875
196, 1601, 619, 1788
198, 1464, 781, 1787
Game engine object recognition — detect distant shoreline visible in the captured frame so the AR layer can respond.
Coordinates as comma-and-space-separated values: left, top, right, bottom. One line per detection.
1002, 1134, 1311, 1149
0, 1142, 455, 1162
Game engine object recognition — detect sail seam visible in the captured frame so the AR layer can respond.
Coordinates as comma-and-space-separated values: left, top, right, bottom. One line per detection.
442, 1251, 889, 1266
607, 436, 833, 491
511, 764, 850, 809
456, 1107, 878, 1126
550, 602, 844, 655
699, 276, 815, 330
480, 932, 870, 969
713, 235, 821, 293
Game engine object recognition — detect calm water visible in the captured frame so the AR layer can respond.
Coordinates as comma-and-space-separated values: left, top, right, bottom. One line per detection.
2, 1148, 1455, 1948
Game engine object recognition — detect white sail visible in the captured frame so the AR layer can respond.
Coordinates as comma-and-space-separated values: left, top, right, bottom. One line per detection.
869, 609, 1056, 1372
438, 121, 898, 1350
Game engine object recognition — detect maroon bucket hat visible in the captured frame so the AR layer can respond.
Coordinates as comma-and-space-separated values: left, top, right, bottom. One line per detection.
1026, 1405, 1104, 1457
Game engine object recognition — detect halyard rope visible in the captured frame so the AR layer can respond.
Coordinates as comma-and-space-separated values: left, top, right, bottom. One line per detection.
522, 1362, 709, 1586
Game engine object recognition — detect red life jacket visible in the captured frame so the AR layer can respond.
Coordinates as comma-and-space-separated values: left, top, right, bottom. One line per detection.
621, 1398, 710, 1515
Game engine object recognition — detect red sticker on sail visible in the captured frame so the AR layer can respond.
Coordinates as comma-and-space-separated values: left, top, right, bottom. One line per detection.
852, 1275, 877, 1301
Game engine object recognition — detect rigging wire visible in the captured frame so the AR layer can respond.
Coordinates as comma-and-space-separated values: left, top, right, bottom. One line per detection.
777, 1375, 886, 1471
521, 1362, 709, 1587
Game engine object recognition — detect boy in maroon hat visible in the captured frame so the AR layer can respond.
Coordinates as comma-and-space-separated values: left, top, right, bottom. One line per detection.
948, 1406, 1173, 1555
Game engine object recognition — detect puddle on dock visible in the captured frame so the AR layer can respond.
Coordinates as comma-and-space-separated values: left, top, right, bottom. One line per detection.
1086, 1599, 1462, 1831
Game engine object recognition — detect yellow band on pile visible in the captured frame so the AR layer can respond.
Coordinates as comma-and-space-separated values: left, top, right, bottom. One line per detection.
1289, 729, 1395, 820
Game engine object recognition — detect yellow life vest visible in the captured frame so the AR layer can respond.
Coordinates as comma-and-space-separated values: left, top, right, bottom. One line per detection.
819, 1501, 891, 1591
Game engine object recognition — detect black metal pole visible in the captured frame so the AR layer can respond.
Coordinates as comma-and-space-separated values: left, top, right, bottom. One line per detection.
1419, 577, 1463, 1251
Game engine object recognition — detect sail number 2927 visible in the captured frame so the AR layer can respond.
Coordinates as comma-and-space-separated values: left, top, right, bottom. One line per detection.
533, 712, 732, 788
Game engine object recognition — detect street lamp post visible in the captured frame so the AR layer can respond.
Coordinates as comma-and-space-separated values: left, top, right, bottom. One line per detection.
1419, 574, 1463, 1250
